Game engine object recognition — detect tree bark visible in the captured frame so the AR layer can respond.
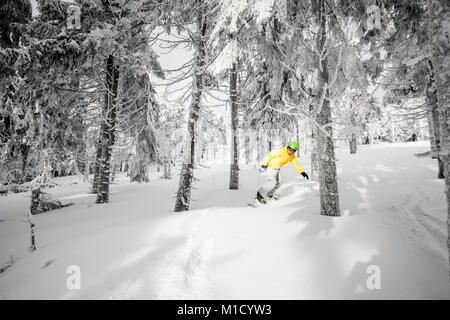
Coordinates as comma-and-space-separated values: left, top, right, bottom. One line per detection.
229, 62, 239, 190
310, 104, 319, 180
91, 137, 102, 193
349, 137, 357, 154
349, 111, 357, 154
164, 160, 168, 179
426, 59, 445, 178
427, 110, 436, 151
257, 130, 264, 164
96, 55, 119, 204
111, 162, 117, 182
174, 1, 206, 212
163, 152, 172, 179
19, 144, 29, 183
83, 133, 89, 183
75, 123, 86, 176
310, 128, 319, 181
244, 132, 250, 165
168, 159, 172, 179
315, 0, 340, 216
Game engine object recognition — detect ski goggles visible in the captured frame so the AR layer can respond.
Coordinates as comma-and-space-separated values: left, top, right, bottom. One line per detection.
287, 146, 297, 153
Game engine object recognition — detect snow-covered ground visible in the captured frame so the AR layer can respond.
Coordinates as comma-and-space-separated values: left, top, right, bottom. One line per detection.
0, 141, 449, 299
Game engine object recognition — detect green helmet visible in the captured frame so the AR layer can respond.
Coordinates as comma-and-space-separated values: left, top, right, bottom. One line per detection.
288, 142, 298, 151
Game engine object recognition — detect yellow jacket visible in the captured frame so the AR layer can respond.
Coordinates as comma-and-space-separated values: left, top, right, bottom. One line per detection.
262, 145, 304, 174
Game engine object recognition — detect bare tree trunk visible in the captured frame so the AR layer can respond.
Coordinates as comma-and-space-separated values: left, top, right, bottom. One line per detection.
75, 115, 86, 177
91, 137, 102, 193
310, 132, 319, 180
349, 111, 357, 154
76, 146, 86, 176
349, 137, 357, 154
163, 156, 169, 179
390, 121, 396, 143
168, 159, 172, 179
174, 1, 206, 212
96, 55, 119, 204
257, 130, 264, 164
245, 132, 250, 165
315, 0, 340, 216
84, 140, 89, 183
229, 62, 239, 190
19, 144, 29, 183
163, 152, 172, 179
310, 107, 319, 181
28, 217, 36, 252
29, 188, 38, 251
427, 111, 436, 150
202, 144, 206, 161
426, 59, 445, 179
111, 162, 117, 182
367, 124, 373, 144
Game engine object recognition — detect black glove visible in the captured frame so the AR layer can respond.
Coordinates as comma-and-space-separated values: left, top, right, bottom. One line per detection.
259, 165, 268, 173
301, 172, 309, 180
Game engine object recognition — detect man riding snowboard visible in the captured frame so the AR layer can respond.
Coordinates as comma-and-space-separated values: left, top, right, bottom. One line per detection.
255, 142, 309, 204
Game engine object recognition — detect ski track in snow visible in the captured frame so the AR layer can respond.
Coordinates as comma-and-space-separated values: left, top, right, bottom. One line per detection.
389, 192, 448, 266
103, 220, 215, 300
152, 225, 215, 299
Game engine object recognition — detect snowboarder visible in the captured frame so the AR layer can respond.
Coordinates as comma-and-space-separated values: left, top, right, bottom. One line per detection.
255, 142, 309, 204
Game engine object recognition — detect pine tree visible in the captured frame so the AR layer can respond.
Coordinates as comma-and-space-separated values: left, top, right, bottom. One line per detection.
174, 0, 210, 212
229, 62, 239, 189
71, 0, 164, 202
0, 0, 32, 184
96, 54, 119, 203
368, 0, 443, 176
154, 102, 185, 180
357, 0, 450, 274
427, 0, 450, 276
0, 0, 164, 197
123, 75, 160, 184
314, 0, 340, 216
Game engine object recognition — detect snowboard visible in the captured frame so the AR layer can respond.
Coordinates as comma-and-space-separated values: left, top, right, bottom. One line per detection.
247, 201, 258, 208
247, 196, 279, 207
